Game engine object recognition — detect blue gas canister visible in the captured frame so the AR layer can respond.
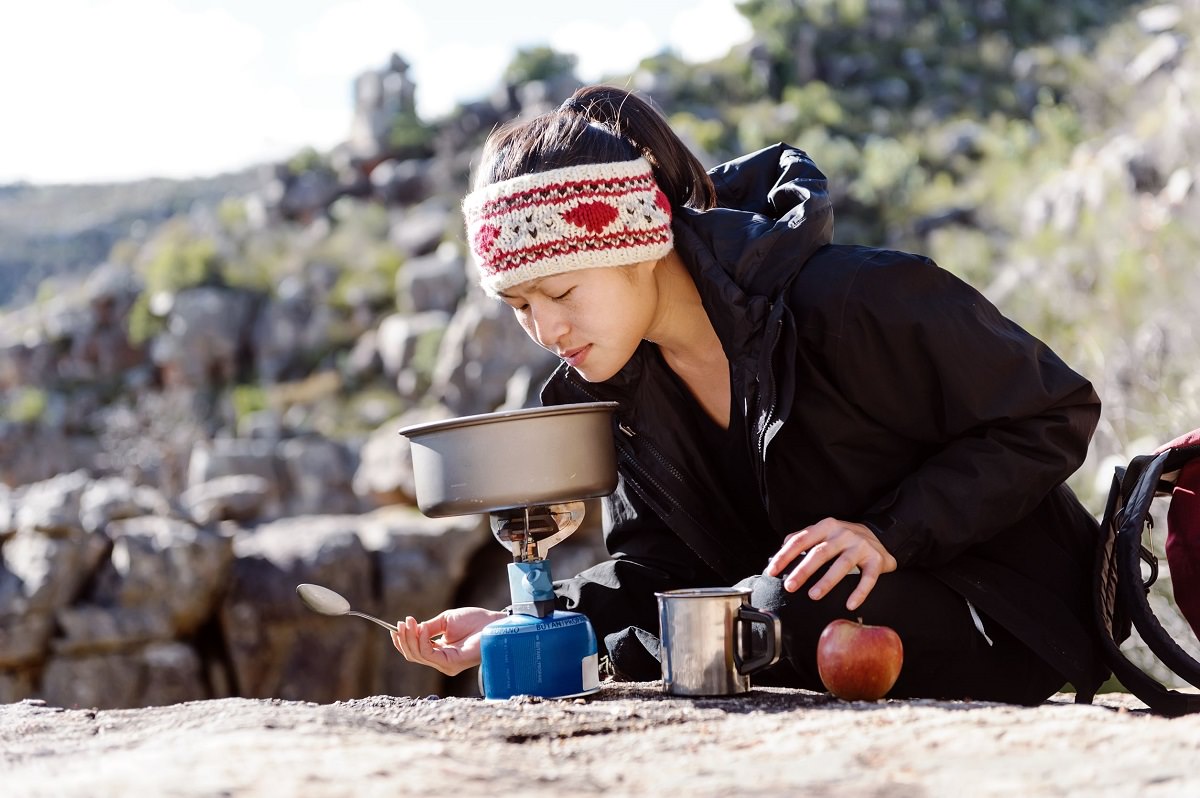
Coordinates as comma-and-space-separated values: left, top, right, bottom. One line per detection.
479, 610, 600, 700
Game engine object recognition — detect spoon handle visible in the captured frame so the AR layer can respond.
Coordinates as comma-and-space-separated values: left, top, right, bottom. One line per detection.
348, 610, 400, 633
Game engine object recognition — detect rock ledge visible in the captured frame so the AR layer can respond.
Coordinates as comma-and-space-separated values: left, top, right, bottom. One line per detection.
3, 683, 1198, 796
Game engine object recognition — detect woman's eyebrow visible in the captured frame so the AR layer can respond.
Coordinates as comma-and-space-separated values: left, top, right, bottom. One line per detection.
499, 280, 544, 300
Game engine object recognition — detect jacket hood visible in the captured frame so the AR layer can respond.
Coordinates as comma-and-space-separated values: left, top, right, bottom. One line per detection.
543, 143, 835, 398
674, 142, 834, 357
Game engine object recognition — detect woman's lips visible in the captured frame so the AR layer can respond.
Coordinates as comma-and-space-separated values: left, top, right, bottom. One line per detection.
561, 345, 591, 368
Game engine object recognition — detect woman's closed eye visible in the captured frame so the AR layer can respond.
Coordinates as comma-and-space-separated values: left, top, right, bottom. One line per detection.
499, 294, 527, 310
549, 288, 574, 301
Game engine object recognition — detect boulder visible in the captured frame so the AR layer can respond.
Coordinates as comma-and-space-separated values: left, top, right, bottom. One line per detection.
0, 666, 34, 703
39, 641, 207, 710
277, 436, 362, 517
395, 244, 467, 315
91, 516, 234, 636
430, 294, 558, 417
150, 287, 257, 389
0, 613, 55, 668
376, 310, 450, 381
370, 158, 434, 206
3, 526, 110, 613
51, 605, 174, 656
79, 477, 173, 534
186, 438, 283, 517
357, 507, 490, 697
388, 198, 453, 258
219, 516, 375, 703
13, 470, 92, 536
180, 475, 274, 525
352, 405, 452, 507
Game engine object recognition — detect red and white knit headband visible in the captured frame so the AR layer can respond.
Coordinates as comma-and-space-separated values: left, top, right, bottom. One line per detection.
462, 157, 673, 295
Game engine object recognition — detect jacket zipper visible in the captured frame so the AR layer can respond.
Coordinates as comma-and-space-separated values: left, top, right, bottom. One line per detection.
750, 315, 786, 512
562, 372, 690, 487
569, 374, 722, 542
755, 316, 784, 459
616, 420, 688, 484
558, 363, 756, 575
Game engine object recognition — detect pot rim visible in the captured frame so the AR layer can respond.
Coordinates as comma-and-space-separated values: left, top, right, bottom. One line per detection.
656, 587, 753, 599
397, 401, 620, 439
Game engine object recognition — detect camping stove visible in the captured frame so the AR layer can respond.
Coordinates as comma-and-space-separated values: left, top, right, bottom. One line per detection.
477, 501, 600, 700
396, 401, 619, 701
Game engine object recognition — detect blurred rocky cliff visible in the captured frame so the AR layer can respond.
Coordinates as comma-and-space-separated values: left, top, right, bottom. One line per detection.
2, 0, 1200, 708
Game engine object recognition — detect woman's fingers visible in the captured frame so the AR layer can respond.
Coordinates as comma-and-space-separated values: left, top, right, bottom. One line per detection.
392, 608, 499, 676
389, 615, 464, 676
765, 528, 815, 577
392, 616, 426, 663
802, 548, 859, 600
772, 519, 896, 610
846, 565, 880, 612
417, 622, 447, 662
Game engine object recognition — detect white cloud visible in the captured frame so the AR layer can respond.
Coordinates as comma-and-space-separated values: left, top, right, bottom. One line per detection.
667, 0, 753, 63
549, 19, 662, 84
0, 0, 755, 183
1, 0, 271, 182
289, 0, 507, 122
412, 42, 511, 119
289, 0, 427, 80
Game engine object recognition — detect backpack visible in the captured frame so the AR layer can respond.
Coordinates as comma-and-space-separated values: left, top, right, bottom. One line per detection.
1095, 428, 1200, 716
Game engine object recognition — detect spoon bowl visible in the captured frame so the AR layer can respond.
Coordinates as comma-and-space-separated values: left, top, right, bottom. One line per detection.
296, 583, 399, 633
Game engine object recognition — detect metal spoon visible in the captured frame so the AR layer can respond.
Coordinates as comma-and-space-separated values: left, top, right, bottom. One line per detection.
295, 583, 399, 633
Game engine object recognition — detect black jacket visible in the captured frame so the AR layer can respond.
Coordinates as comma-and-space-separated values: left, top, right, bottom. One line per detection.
546, 143, 1107, 697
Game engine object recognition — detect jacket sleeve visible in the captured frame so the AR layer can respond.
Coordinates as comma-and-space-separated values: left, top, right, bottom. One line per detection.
825, 249, 1101, 568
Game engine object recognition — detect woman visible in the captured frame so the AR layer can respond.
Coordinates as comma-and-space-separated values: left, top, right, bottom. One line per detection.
391, 85, 1108, 704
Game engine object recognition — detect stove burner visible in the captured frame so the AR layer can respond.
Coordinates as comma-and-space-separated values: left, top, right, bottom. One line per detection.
486, 501, 587, 618
489, 501, 585, 562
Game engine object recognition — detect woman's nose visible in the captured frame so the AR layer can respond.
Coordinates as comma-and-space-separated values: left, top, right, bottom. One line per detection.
530, 303, 568, 348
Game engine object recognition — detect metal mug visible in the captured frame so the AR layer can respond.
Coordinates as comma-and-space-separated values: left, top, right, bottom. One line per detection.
656, 587, 781, 696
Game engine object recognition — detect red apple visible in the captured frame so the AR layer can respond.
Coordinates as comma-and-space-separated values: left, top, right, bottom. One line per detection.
817, 618, 904, 701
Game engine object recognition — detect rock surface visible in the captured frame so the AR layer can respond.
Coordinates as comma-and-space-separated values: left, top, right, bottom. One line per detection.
2, 683, 1198, 797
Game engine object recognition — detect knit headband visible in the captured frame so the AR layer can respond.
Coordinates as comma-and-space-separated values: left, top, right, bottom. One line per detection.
462, 157, 673, 295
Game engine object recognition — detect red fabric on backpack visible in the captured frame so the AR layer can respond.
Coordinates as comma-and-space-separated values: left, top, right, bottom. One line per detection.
1157, 429, 1200, 637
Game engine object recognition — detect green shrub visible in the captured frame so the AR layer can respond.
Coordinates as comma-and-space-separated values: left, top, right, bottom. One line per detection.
3, 387, 48, 424
142, 225, 224, 295
126, 292, 161, 346
287, 147, 327, 176
504, 47, 577, 85
667, 112, 730, 160
231, 383, 268, 422
389, 112, 435, 153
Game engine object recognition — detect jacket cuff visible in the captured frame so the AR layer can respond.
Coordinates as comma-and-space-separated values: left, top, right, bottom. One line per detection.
860, 514, 921, 568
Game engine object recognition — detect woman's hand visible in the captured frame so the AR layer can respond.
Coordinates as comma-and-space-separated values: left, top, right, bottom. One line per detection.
764, 517, 898, 611
390, 607, 507, 676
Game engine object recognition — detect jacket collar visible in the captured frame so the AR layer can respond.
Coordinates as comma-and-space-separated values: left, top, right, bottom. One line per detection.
676, 143, 834, 358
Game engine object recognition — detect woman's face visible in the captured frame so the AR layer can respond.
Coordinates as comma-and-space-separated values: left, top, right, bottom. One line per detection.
498, 261, 659, 382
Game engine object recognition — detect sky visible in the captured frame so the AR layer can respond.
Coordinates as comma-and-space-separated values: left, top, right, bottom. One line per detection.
0, 0, 753, 185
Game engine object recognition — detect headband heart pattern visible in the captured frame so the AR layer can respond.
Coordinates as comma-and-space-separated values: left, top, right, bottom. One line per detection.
563, 201, 620, 234
462, 157, 673, 296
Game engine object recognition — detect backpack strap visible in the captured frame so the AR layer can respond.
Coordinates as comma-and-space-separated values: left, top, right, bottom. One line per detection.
1099, 448, 1200, 716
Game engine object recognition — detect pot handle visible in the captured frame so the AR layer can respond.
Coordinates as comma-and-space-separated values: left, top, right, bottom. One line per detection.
734, 607, 781, 675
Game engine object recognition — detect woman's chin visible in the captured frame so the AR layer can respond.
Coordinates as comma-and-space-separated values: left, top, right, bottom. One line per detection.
570, 363, 617, 383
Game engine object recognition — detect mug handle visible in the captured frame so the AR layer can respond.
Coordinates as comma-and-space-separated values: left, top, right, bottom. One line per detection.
734, 607, 781, 675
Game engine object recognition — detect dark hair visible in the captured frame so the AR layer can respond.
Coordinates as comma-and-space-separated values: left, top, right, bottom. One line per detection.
473, 85, 716, 211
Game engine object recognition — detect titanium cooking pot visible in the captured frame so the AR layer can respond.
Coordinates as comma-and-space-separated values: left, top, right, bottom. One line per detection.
397, 402, 620, 517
